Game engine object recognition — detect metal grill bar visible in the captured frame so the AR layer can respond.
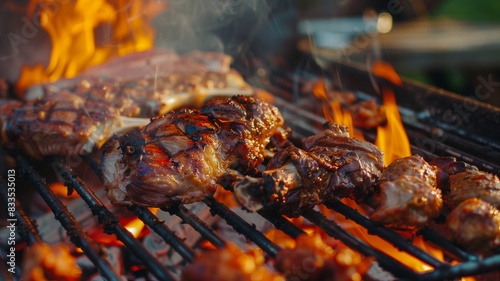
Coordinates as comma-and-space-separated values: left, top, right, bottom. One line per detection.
325, 201, 446, 269
128, 205, 195, 262
14, 155, 120, 281
202, 197, 281, 257
51, 157, 175, 281
167, 205, 226, 248
301, 208, 420, 280
419, 254, 500, 281
417, 228, 478, 262
258, 210, 306, 239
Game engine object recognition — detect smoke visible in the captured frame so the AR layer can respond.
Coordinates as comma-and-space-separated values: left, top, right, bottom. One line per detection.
152, 0, 296, 61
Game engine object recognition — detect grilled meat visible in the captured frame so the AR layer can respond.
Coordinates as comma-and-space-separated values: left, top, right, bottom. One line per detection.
34, 50, 251, 118
275, 233, 371, 281
181, 243, 284, 281
102, 96, 285, 207
234, 122, 384, 217
447, 169, 500, 210
1, 93, 121, 159
43, 69, 252, 118
21, 242, 82, 281
446, 198, 500, 253
370, 155, 443, 230
428, 156, 478, 194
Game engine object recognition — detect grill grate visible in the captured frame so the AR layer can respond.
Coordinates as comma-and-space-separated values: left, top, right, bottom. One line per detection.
2, 57, 500, 280
3, 146, 500, 280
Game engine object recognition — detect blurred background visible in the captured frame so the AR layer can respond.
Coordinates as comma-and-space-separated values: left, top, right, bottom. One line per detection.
1, 0, 499, 106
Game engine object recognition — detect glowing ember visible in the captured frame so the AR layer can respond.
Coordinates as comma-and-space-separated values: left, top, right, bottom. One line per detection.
49, 182, 79, 198
16, 0, 166, 93
125, 208, 158, 238
330, 199, 443, 272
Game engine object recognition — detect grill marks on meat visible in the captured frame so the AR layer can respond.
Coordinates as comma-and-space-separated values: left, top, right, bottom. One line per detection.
101, 96, 285, 207
0, 93, 120, 159
234, 122, 384, 217
369, 155, 442, 230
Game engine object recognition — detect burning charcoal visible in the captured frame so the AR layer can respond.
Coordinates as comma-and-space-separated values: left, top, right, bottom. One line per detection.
275, 233, 372, 281
181, 243, 284, 281
234, 122, 384, 217
21, 242, 82, 281
369, 155, 443, 230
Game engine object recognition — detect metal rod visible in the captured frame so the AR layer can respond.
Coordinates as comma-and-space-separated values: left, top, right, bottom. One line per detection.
301, 208, 421, 280
325, 201, 447, 268
15, 155, 121, 281
418, 254, 500, 281
417, 227, 478, 262
51, 157, 175, 281
257, 210, 306, 238
167, 204, 226, 248
202, 197, 281, 257
129, 205, 195, 262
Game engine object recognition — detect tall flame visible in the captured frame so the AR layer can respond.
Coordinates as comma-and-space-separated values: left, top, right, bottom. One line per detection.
16, 0, 166, 92
312, 80, 364, 140
371, 61, 411, 165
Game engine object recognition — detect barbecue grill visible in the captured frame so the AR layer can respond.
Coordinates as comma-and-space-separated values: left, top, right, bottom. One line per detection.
1, 51, 500, 280
2, 1, 500, 280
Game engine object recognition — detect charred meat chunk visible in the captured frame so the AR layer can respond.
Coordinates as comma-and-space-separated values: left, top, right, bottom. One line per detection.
101, 96, 284, 208
370, 155, 443, 230
1, 93, 120, 159
234, 122, 384, 217
447, 169, 500, 210
446, 198, 500, 253
428, 156, 478, 194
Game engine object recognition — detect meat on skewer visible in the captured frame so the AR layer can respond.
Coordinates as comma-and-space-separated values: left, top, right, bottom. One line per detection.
369, 154, 443, 230
446, 197, 500, 253
234, 122, 384, 217
447, 169, 500, 210
101, 96, 286, 208
427, 157, 500, 252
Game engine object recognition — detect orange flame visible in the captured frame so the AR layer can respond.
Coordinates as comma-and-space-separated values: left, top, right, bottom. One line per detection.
125, 207, 158, 238
327, 199, 443, 272
312, 80, 364, 140
371, 61, 411, 165
16, 0, 166, 92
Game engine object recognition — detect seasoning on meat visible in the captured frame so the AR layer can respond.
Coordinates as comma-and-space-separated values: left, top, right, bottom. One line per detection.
101, 96, 285, 208
446, 198, 500, 253
369, 155, 443, 230
234, 122, 384, 217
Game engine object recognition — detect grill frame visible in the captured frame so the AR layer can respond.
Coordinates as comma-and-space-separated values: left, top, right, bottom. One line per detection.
1, 54, 500, 280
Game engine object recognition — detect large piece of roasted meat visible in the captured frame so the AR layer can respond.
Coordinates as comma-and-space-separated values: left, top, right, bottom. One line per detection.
101, 96, 285, 207
234, 122, 384, 216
